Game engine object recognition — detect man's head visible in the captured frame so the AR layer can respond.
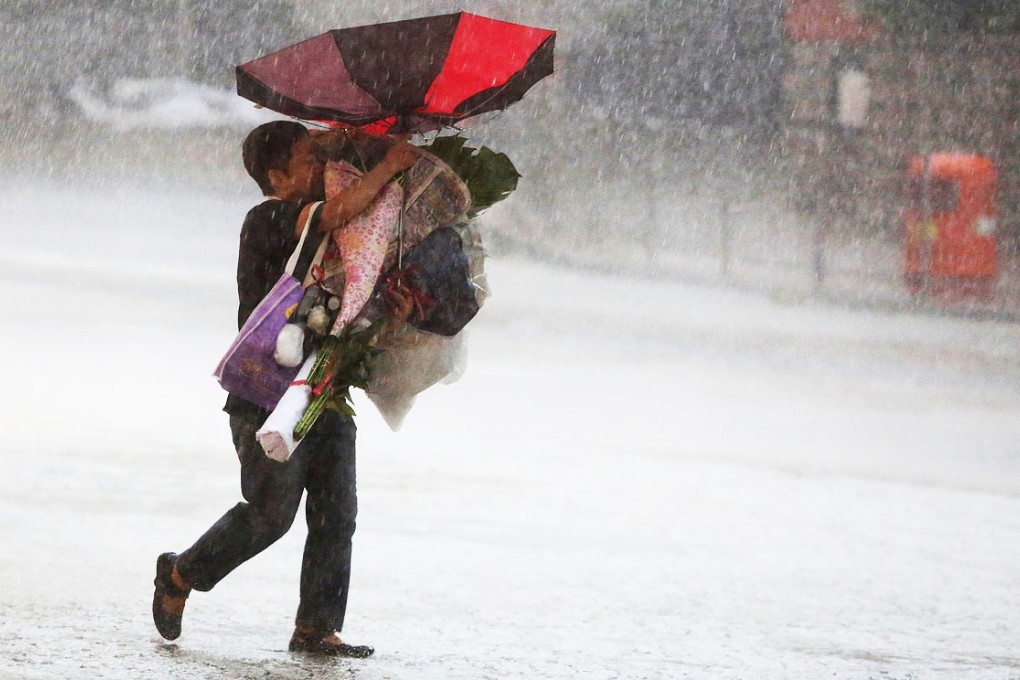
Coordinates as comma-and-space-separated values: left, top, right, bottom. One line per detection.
242, 121, 325, 201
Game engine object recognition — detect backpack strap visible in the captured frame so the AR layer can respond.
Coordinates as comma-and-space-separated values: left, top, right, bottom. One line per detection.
285, 201, 326, 281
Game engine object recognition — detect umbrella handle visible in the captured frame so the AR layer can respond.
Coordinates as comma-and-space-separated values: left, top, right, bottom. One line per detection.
398, 178, 406, 270
393, 112, 411, 270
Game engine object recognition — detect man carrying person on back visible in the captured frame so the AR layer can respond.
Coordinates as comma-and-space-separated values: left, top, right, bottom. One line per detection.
151, 120, 417, 657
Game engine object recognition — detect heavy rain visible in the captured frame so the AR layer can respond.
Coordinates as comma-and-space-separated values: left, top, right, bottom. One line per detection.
2, 1, 1019, 678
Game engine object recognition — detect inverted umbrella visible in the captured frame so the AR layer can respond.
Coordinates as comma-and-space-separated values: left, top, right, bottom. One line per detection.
236, 12, 555, 134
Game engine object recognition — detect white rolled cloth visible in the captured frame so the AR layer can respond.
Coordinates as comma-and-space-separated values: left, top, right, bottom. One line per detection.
257, 353, 316, 462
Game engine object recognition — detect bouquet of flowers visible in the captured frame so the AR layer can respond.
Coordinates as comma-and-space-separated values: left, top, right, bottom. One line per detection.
257, 137, 518, 455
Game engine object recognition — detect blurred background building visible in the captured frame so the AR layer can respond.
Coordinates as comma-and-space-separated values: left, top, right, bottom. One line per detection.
781, 0, 1020, 243
2, 0, 1019, 314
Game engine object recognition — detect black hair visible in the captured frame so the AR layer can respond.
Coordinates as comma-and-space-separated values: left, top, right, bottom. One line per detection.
242, 121, 310, 195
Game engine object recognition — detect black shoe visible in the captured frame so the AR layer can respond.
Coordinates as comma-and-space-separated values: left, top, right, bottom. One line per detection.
152, 552, 190, 640
288, 629, 374, 658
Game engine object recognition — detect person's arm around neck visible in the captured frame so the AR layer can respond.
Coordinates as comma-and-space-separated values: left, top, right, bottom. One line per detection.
297, 138, 418, 237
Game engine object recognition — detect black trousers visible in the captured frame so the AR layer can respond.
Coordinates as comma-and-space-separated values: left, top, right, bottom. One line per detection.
175, 411, 358, 633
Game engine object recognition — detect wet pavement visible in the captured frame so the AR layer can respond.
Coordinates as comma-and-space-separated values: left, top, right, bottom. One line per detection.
3, 184, 1020, 679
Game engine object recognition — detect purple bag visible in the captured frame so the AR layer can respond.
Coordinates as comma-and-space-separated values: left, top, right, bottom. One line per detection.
213, 275, 305, 410
213, 202, 324, 410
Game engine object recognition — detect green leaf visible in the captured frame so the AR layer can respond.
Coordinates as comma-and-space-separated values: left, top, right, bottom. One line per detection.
421, 135, 521, 218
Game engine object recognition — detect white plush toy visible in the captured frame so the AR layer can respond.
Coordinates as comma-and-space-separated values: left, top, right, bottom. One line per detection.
274, 323, 306, 368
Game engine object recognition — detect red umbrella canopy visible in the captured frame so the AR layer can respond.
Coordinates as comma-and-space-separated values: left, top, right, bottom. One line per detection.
236, 12, 555, 134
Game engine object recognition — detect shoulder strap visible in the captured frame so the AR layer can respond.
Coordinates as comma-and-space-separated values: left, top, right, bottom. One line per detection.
285, 201, 326, 280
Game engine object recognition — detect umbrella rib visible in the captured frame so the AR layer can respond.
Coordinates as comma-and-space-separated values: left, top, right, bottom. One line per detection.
456, 81, 520, 119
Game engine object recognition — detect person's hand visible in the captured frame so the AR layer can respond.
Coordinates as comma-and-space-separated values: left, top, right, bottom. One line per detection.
384, 283, 415, 322
382, 134, 418, 173
308, 127, 351, 157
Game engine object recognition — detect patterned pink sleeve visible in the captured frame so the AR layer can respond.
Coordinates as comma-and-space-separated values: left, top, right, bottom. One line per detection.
323, 161, 403, 335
